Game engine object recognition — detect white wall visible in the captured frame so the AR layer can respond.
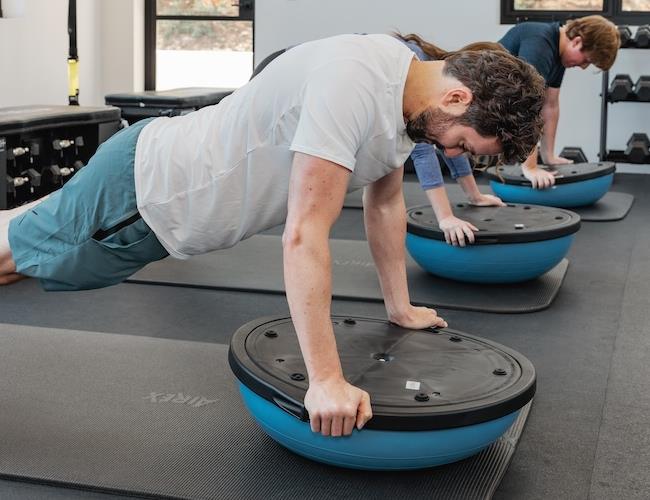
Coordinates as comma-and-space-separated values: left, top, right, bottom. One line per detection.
0, 0, 70, 106
255, 0, 649, 163
100, 0, 145, 97
0, 0, 143, 107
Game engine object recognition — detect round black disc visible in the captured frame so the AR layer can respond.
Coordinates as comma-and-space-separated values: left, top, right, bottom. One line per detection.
229, 316, 536, 431
485, 162, 615, 186
406, 204, 580, 244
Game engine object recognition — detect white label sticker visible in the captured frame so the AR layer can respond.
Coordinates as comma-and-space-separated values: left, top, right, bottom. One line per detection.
405, 380, 421, 391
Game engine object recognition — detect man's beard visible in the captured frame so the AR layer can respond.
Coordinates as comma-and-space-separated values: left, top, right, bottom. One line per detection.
405, 107, 460, 146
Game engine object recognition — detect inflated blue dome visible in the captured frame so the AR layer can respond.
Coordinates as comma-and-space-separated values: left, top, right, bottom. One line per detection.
405, 203, 580, 284
230, 316, 536, 470
487, 162, 615, 208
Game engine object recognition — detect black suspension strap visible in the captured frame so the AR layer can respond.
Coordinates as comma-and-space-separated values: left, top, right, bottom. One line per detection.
68, 0, 79, 105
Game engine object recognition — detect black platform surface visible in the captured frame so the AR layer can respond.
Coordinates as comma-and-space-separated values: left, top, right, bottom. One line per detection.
128, 235, 568, 314
0, 173, 649, 499
0, 324, 531, 500
344, 182, 633, 222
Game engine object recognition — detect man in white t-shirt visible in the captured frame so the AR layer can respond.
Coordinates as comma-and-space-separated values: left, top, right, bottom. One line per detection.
0, 34, 545, 436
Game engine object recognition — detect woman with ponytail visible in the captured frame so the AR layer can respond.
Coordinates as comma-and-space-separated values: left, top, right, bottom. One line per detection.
395, 33, 506, 247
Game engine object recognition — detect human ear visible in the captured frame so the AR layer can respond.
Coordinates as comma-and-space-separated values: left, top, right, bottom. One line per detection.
441, 87, 472, 107
572, 35, 583, 50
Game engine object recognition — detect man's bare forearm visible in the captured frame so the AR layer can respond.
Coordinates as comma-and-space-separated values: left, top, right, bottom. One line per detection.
363, 192, 411, 322
283, 232, 343, 383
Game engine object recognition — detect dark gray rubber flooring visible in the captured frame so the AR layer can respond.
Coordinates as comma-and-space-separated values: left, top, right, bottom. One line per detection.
0, 173, 648, 499
0, 325, 531, 500
128, 236, 568, 313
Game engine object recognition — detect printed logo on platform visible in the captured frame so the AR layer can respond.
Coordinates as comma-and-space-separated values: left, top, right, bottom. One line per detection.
144, 392, 219, 408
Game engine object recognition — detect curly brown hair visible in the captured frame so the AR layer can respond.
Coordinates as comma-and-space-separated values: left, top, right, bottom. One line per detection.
443, 50, 545, 164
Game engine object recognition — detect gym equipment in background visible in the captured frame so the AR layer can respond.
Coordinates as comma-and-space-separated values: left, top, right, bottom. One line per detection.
634, 25, 650, 48
559, 146, 587, 163
607, 74, 650, 102
617, 25, 650, 48
601, 28, 650, 165
67, 0, 79, 105
625, 133, 650, 164
0, 105, 121, 209
608, 74, 634, 101
618, 26, 633, 48
635, 76, 650, 101
104, 87, 234, 124
486, 163, 616, 208
229, 315, 536, 470
606, 133, 650, 164
405, 204, 580, 283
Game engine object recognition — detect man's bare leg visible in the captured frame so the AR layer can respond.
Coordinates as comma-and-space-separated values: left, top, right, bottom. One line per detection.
0, 195, 49, 285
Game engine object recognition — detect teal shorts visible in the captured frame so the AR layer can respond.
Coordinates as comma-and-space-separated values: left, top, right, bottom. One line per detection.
8, 118, 169, 291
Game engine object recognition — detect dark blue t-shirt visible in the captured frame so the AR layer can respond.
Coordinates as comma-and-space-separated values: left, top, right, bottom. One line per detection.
499, 22, 565, 88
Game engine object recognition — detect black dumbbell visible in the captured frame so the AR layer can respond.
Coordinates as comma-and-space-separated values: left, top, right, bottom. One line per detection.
618, 26, 633, 48
634, 25, 650, 48
609, 74, 634, 101
29, 141, 40, 157
52, 139, 73, 150
635, 76, 650, 102
6, 175, 29, 193
7, 146, 29, 160
25, 168, 41, 188
559, 146, 587, 163
625, 133, 650, 163
49, 164, 73, 184
5, 175, 16, 195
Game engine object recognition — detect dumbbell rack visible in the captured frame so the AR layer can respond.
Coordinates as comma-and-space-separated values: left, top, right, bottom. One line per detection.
0, 105, 121, 209
599, 28, 650, 165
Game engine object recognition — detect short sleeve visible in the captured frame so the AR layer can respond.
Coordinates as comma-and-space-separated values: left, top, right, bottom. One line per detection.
411, 143, 444, 189
516, 36, 555, 84
290, 61, 376, 171
547, 66, 565, 88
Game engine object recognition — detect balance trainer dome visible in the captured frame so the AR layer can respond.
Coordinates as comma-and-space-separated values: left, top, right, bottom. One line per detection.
406, 203, 580, 284
486, 162, 615, 208
229, 315, 536, 470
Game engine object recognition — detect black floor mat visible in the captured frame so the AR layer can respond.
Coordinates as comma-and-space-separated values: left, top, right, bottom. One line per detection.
128, 235, 568, 314
344, 183, 633, 221
0, 324, 531, 500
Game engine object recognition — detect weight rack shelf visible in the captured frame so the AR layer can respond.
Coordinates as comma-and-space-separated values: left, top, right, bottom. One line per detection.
599, 27, 650, 165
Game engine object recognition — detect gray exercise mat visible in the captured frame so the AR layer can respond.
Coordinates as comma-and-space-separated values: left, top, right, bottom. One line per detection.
573, 192, 634, 222
345, 182, 633, 222
0, 324, 532, 500
344, 181, 429, 208
129, 235, 569, 314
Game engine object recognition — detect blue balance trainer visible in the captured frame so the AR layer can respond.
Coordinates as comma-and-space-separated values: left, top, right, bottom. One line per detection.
406, 204, 580, 284
229, 315, 536, 471
486, 162, 616, 207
